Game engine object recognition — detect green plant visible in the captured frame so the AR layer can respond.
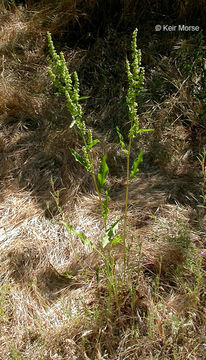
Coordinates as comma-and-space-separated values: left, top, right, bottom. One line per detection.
184, 250, 204, 307
116, 29, 153, 276
47, 28, 152, 308
46, 175, 66, 217
8, 347, 23, 360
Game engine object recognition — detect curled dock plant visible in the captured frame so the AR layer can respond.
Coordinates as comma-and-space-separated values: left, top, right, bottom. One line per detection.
47, 28, 153, 283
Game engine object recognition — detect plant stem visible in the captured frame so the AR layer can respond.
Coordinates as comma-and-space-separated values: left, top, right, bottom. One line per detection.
123, 137, 132, 280
81, 134, 106, 231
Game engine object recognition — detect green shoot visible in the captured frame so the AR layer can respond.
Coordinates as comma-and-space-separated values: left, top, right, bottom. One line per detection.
117, 28, 153, 278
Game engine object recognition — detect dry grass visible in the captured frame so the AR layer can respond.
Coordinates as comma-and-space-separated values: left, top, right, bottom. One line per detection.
0, 1, 205, 359
0, 189, 205, 358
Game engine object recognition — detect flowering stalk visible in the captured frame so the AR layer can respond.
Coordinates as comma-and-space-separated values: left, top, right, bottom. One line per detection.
47, 32, 108, 230
116, 29, 153, 279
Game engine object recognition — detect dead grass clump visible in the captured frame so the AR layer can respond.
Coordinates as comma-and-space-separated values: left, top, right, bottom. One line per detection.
41, 330, 81, 360
140, 205, 191, 271
0, 7, 49, 140
0, 1, 102, 207
142, 242, 188, 281
137, 34, 206, 176
0, 114, 98, 213
4, 242, 45, 283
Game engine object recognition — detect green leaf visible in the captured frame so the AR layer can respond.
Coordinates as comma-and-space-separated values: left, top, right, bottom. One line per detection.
87, 139, 100, 150
97, 154, 109, 190
130, 150, 144, 180
58, 187, 66, 194
46, 201, 50, 209
136, 128, 154, 134
61, 221, 93, 247
79, 96, 90, 101
116, 126, 126, 149
50, 191, 58, 203
70, 148, 87, 170
102, 219, 121, 248
112, 235, 123, 247
60, 221, 75, 235
102, 235, 109, 249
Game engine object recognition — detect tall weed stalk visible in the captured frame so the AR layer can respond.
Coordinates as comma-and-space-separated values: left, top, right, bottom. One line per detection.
117, 29, 153, 275
47, 29, 152, 288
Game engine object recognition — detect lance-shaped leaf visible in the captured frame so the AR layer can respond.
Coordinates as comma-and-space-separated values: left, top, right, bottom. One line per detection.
87, 139, 100, 151
70, 148, 87, 170
79, 96, 90, 101
97, 154, 109, 190
130, 150, 144, 180
116, 126, 126, 150
61, 221, 93, 247
102, 218, 121, 248
136, 128, 154, 135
